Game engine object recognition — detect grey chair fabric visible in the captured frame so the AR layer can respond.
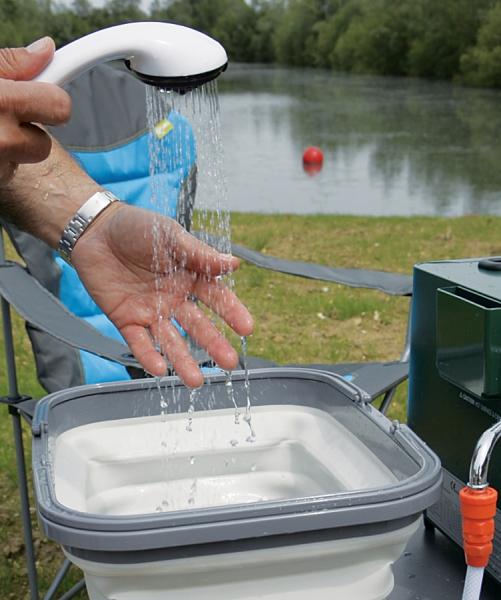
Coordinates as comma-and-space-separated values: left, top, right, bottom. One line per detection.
0, 261, 137, 365
241, 356, 409, 402
198, 234, 413, 297
3, 224, 88, 391
48, 62, 148, 151
231, 243, 413, 296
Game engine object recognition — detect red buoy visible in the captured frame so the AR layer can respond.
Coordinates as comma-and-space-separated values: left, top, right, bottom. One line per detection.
303, 146, 324, 165
303, 163, 323, 177
303, 146, 324, 176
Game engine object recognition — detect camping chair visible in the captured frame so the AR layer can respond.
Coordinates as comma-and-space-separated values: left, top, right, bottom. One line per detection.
0, 64, 413, 599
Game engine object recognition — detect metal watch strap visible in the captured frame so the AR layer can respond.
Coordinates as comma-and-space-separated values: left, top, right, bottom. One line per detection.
58, 190, 119, 263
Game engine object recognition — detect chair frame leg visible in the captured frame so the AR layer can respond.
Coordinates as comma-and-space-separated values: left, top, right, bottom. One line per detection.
2, 269, 39, 599
4, 337, 85, 600
57, 579, 86, 600
379, 386, 396, 415
11, 406, 39, 599
2, 229, 84, 599
43, 559, 71, 600
379, 297, 413, 416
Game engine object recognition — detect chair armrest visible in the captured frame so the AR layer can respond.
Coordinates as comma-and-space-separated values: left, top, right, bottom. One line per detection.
231, 243, 413, 296
0, 261, 139, 368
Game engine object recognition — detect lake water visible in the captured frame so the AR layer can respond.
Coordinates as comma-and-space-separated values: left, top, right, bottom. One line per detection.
218, 64, 501, 217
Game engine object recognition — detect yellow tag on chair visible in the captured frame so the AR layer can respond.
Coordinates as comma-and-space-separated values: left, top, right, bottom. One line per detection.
154, 119, 174, 140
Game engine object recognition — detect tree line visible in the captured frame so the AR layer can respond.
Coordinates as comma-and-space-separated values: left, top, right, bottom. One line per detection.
2, 0, 501, 88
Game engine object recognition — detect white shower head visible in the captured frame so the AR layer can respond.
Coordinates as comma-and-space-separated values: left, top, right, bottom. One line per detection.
35, 22, 228, 91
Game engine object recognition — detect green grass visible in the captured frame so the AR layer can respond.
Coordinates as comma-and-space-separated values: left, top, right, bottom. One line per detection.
2, 212, 501, 597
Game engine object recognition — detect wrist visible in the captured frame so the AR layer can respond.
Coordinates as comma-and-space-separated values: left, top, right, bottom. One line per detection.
58, 190, 120, 263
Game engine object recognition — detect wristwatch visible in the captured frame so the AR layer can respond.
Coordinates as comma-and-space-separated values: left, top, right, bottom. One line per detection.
58, 190, 120, 263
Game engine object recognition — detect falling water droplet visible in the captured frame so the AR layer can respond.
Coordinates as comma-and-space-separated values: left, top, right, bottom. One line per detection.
186, 388, 198, 432
225, 370, 240, 424
240, 336, 256, 441
188, 479, 198, 506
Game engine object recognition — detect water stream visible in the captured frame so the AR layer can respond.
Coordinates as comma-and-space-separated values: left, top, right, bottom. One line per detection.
145, 81, 254, 510
241, 336, 256, 443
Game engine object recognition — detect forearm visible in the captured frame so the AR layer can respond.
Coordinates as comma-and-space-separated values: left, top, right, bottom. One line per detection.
0, 137, 100, 247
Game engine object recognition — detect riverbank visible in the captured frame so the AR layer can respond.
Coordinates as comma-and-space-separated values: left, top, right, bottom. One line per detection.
1, 212, 501, 596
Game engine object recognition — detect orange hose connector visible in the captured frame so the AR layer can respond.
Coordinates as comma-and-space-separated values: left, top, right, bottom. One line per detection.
460, 486, 498, 568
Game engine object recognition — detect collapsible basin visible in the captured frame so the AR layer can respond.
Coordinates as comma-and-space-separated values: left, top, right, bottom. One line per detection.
32, 369, 441, 600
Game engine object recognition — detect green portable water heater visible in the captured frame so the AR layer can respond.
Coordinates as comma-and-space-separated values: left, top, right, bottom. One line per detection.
408, 257, 501, 582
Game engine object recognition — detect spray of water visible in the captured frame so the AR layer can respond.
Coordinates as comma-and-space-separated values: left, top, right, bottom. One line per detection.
145, 81, 232, 376
145, 81, 255, 509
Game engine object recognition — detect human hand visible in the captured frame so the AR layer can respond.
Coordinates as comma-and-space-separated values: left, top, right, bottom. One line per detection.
71, 203, 254, 388
0, 37, 71, 185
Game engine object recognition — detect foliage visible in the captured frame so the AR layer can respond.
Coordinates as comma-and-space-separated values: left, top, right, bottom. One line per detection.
330, 0, 416, 76
0, 0, 45, 46
273, 0, 325, 66
2, 0, 501, 87
154, 0, 259, 62
406, 0, 489, 80
460, 2, 501, 87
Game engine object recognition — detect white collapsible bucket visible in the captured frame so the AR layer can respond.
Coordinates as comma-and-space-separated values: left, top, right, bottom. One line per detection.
32, 369, 441, 600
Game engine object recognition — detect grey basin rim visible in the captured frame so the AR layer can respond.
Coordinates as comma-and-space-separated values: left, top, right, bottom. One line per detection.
63, 514, 423, 564
39, 480, 442, 553
32, 368, 442, 551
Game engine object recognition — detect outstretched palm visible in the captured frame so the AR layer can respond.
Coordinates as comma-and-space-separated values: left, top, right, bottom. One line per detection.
71, 203, 253, 387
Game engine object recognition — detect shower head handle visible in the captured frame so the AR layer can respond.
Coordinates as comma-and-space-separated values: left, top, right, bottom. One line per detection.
34, 22, 228, 90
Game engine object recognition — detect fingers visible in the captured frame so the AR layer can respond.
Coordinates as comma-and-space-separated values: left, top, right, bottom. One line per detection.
0, 40, 71, 172
151, 319, 204, 388
4, 80, 72, 125
120, 325, 167, 377
122, 314, 234, 389
114, 288, 250, 386
0, 123, 52, 164
0, 160, 17, 186
0, 37, 55, 81
174, 301, 239, 371
194, 279, 254, 337
0, 79, 71, 126
0, 79, 71, 170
